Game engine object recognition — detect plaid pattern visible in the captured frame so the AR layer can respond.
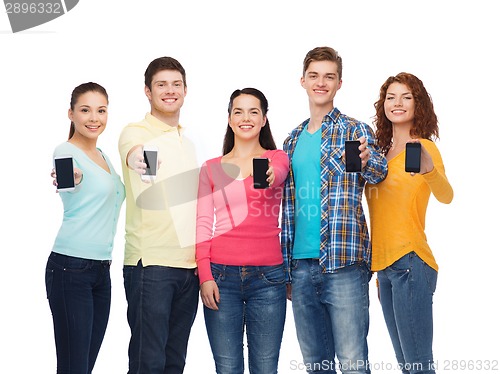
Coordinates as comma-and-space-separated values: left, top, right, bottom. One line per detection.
281, 108, 388, 281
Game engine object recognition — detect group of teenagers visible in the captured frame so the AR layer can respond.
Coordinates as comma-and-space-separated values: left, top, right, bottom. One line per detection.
45, 46, 454, 374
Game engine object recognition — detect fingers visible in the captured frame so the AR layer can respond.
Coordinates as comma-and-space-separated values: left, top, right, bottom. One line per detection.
200, 281, 220, 310
266, 164, 275, 186
358, 137, 370, 168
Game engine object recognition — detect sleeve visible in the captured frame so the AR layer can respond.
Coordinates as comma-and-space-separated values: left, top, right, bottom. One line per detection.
195, 161, 216, 284
422, 141, 454, 204
269, 150, 290, 187
356, 123, 388, 184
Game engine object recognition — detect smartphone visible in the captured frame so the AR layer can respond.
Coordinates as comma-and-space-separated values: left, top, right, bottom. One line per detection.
405, 142, 421, 173
345, 140, 362, 172
54, 155, 75, 191
142, 145, 159, 181
253, 158, 269, 189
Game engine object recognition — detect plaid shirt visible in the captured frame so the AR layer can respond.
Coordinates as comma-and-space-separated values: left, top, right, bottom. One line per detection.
281, 108, 387, 281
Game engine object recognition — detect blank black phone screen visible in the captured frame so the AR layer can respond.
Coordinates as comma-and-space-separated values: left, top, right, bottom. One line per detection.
55, 157, 75, 189
143, 150, 158, 176
405, 143, 421, 173
345, 140, 361, 172
253, 158, 269, 189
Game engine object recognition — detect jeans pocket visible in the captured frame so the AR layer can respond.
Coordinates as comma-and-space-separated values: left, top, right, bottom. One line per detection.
261, 265, 286, 285
422, 260, 438, 293
211, 263, 225, 285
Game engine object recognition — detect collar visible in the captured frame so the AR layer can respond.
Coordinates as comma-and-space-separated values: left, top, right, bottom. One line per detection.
145, 113, 184, 134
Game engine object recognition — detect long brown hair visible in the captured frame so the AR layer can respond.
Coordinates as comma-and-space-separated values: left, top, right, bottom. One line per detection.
68, 82, 108, 139
373, 72, 439, 154
222, 88, 277, 155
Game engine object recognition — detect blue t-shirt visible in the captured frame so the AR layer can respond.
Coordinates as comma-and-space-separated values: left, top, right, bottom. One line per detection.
291, 126, 321, 259
52, 142, 125, 260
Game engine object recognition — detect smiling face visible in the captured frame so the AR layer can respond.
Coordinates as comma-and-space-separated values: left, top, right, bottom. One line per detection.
228, 94, 266, 142
68, 91, 108, 142
145, 69, 186, 122
301, 60, 342, 110
384, 82, 415, 127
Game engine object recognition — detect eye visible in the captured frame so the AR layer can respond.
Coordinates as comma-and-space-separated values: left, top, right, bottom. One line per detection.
98, 109, 107, 114
81, 108, 89, 112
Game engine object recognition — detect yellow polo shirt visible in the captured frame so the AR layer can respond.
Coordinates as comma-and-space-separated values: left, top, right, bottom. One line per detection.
365, 139, 453, 272
118, 113, 199, 268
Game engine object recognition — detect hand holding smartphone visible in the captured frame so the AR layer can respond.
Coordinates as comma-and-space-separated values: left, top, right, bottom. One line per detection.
405, 142, 421, 173
142, 145, 159, 181
345, 140, 362, 173
253, 158, 269, 189
54, 155, 75, 191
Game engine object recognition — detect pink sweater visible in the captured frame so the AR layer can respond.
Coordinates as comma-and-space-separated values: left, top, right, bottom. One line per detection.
196, 150, 289, 284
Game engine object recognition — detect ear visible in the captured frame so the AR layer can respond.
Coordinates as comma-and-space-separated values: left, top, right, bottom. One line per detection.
338, 79, 343, 90
144, 85, 152, 101
68, 108, 73, 122
262, 116, 267, 127
300, 76, 305, 88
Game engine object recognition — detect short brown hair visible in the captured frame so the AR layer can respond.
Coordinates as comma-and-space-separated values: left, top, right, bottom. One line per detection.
144, 57, 187, 90
303, 46, 343, 80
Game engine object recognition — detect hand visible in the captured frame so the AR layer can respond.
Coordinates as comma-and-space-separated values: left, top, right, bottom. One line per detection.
358, 136, 370, 169
127, 146, 148, 176
266, 159, 275, 187
407, 139, 434, 176
286, 283, 292, 301
51, 167, 83, 191
200, 280, 220, 310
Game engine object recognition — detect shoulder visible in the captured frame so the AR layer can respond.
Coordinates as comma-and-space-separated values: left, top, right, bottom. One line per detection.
265, 149, 287, 159
420, 139, 439, 152
53, 141, 75, 156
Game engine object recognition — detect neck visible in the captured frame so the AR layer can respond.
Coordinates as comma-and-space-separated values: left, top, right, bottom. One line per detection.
228, 139, 265, 158
391, 123, 415, 148
151, 109, 180, 127
68, 134, 97, 151
308, 102, 334, 132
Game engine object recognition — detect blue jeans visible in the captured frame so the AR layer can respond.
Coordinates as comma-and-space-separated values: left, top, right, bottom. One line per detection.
377, 252, 437, 374
291, 259, 371, 374
45, 251, 112, 374
123, 260, 199, 374
204, 263, 287, 374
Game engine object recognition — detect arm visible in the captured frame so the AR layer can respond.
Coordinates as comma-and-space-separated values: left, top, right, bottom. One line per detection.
195, 162, 215, 284
357, 124, 388, 184
196, 162, 221, 310
268, 150, 290, 187
421, 141, 453, 204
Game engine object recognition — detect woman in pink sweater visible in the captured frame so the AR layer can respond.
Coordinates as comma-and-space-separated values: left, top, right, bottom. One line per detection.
196, 88, 289, 374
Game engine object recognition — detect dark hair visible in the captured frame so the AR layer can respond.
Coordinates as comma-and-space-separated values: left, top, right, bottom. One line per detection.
222, 88, 277, 155
144, 56, 187, 90
373, 72, 439, 154
68, 82, 108, 140
303, 46, 343, 80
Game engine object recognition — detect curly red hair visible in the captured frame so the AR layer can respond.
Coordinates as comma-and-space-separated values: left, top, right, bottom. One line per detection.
373, 72, 439, 154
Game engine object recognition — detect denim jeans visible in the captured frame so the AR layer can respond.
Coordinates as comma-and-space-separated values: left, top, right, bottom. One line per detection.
291, 259, 371, 374
203, 263, 287, 374
45, 251, 112, 374
123, 260, 199, 374
377, 252, 437, 374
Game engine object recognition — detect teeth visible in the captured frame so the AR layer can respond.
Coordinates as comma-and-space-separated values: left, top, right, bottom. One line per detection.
240, 125, 253, 129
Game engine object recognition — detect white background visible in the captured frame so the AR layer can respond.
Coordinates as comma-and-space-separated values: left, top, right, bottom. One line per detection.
1, 1, 499, 373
